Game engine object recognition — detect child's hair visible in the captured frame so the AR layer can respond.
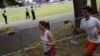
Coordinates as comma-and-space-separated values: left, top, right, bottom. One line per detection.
39, 21, 50, 30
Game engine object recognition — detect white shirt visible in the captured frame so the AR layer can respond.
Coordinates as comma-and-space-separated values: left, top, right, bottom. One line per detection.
80, 16, 100, 43
41, 30, 52, 52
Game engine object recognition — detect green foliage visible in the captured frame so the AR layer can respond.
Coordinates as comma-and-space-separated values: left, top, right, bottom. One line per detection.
0, 0, 23, 8
5, 0, 23, 6
0, 0, 5, 8
6, 0, 18, 5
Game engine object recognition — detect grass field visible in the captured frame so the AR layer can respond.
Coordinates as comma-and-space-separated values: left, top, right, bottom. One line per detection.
0, 0, 100, 23
0, 2, 73, 23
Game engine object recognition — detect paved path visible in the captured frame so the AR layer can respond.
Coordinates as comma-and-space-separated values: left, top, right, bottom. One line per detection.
0, 13, 74, 30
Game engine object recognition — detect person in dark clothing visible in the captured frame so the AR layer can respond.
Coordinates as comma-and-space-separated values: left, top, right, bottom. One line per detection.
31, 6, 36, 20
2, 10, 8, 24
26, 8, 30, 19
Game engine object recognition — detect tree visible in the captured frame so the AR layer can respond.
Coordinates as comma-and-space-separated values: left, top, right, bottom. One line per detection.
0, 0, 5, 8
0, 0, 24, 8
91, 0, 98, 14
73, 0, 87, 18
6, 0, 24, 6
83, 0, 87, 6
73, 0, 87, 34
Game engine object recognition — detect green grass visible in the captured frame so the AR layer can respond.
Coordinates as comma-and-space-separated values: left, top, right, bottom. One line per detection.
97, 0, 100, 5
0, 0, 100, 23
88, 0, 100, 6
0, 2, 73, 23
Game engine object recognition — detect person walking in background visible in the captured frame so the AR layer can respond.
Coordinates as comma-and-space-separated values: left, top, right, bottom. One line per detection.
31, 6, 36, 20
26, 8, 30, 19
39, 21, 55, 56
72, 6, 100, 56
2, 10, 8, 24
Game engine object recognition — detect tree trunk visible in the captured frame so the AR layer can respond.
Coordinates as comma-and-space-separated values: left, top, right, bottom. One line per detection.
91, 0, 98, 14
83, 0, 87, 6
73, 0, 87, 34
73, 0, 87, 18
73, 0, 84, 27
0, 0, 5, 8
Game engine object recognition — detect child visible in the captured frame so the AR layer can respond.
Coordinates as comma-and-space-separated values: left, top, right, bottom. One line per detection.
39, 21, 55, 56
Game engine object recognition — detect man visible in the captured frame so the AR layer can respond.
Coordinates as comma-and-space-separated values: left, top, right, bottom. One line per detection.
2, 10, 8, 24
72, 6, 100, 56
26, 8, 30, 19
31, 6, 36, 20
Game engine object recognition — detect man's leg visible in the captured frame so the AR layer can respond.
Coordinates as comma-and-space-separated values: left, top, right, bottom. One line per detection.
84, 41, 90, 56
32, 15, 35, 20
26, 15, 28, 19
5, 18, 8, 24
28, 15, 30, 19
84, 42, 99, 56
32, 17, 34, 20
85, 41, 90, 48
32, 14, 36, 20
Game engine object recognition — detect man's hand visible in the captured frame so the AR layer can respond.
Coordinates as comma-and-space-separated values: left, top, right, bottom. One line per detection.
94, 31, 100, 37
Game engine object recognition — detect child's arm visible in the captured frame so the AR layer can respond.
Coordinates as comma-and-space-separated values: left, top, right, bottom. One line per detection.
47, 31, 56, 46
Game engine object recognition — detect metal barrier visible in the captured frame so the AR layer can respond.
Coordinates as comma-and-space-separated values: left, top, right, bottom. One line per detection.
0, 20, 86, 56
0, 27, 41, 56
0, 14, 100, 56
0, 31, 22, 55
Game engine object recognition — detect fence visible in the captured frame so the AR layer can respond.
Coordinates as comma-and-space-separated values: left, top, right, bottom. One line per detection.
0, 14, 100, 56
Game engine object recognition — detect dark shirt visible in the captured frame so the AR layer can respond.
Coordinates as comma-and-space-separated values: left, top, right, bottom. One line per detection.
31, 9, 35, 15
26, 11, 29, 15
2, 13, 7, 19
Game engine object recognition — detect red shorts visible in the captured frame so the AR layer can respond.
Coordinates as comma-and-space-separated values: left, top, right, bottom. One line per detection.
44, 47, 55, 56
85, 41, 99, 55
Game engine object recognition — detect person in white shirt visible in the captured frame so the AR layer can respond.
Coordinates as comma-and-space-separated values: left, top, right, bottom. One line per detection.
39, 21, 55, 56
72, 6, 100, 56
